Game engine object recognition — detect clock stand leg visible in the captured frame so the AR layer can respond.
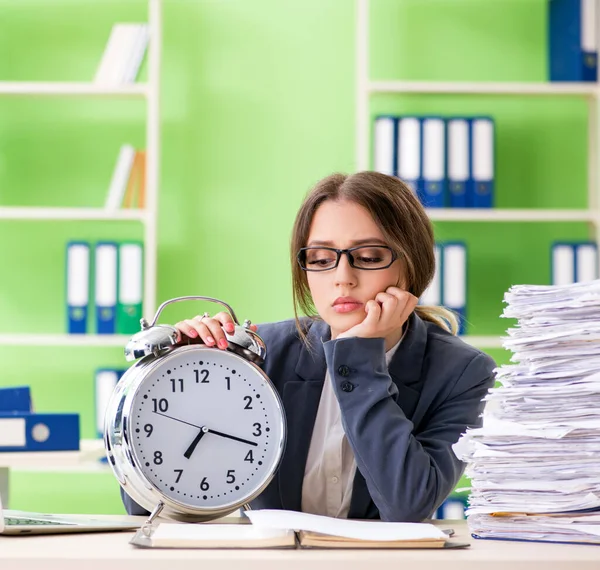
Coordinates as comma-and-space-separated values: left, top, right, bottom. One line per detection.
141, 501, 165, 536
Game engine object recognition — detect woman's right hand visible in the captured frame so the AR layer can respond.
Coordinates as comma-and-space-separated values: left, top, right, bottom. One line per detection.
175, 311, 258, 350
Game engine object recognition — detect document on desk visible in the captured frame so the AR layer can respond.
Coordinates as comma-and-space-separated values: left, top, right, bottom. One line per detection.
453, 279, 600, 545
130, 510, 468, 549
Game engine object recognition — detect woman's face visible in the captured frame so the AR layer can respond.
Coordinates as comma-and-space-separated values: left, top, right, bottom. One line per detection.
304, 199, 405, 338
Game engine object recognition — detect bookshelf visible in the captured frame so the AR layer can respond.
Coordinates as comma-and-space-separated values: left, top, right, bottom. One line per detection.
356, 0, 600, 349
0, 82, 149, 97
0, 0, 161, 346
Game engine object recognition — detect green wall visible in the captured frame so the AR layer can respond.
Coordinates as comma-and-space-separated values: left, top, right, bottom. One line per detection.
0, 0, 590, 513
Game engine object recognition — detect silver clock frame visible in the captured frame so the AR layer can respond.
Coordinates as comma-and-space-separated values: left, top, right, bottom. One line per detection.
103, 296, 287, 523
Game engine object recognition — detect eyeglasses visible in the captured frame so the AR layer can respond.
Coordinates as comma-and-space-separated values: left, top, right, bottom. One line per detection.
297, 245, 398, 272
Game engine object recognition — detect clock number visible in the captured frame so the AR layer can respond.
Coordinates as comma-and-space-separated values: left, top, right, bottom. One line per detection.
144, 424, 153, 437
170, 378, 184, 392
174, 469, 183, 483
243, 395, 253, 410
226, 470, 236, 484
154, 451, 163, 465
252, 423, 262, 437
194, 369, 210, 384
152, 398, 169, 413
225, 376, 231, 390
200, 477, 210, 491
244, 450, 254, 464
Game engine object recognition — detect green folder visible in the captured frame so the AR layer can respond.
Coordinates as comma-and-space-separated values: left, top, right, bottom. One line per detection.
117, 240, 144, 335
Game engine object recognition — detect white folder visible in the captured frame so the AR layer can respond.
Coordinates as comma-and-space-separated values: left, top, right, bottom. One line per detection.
95, 369, 121, 438
66, 242, 90, 334
576, 243, 598, 283
471, 118, 494, 188
552, 243, 575, 286
396, 117, 421, 193
420, 244, 442, 305
442, 243, 466, 319
374, 116, 396, 176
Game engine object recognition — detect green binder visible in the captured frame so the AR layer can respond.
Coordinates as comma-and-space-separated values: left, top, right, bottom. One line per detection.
117, 241, 144, 334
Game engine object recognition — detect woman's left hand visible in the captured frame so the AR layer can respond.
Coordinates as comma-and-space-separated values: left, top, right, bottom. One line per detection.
336, 286, 419, 340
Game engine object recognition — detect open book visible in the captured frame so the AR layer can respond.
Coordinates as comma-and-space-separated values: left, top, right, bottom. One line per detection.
130, 509, 468, 549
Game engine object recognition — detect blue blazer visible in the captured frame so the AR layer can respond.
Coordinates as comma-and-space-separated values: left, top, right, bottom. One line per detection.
121, 312, 496, 521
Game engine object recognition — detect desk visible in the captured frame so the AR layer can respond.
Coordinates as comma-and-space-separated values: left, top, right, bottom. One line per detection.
0, 440, 107, 507
0, 519, 598, 570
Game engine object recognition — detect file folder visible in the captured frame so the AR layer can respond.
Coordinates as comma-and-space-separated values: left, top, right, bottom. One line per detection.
66, 241, 90, 334
0, 387, 32, 413
435, 496, 467, 520
95, 369, 124, 438
0, 413, 79, 452
551, 242, 575, 285
419, 244, 442, 306
94, 242, 118, 334
575, 242, 598, 282
549, 0, 597, 82
442, 242, 467, 335
396, 117, 421, 197
117, 241, 143, 334
469, 117, 494, 208
373, 116, 397, 177
421, 117, 446, 208
446, 118, 470, 209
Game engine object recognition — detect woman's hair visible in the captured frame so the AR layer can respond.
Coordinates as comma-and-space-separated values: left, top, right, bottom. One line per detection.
290, 171, 458, 342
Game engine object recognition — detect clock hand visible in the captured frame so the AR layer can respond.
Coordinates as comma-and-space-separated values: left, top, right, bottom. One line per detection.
183, 426, 208, 459
205, 428, 258, 447
152, 411, 203, 430
152, 411, 258, 448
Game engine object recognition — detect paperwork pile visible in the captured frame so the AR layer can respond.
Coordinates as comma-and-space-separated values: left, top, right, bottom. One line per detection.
453, 280, 600, 544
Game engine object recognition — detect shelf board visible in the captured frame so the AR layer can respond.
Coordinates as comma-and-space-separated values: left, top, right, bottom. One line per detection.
426, 208, 597, 222
0, 439, 107, 472
0, 334, 133, 347
368, 80, 599, 96
0, 207, 147, 221
460, 335, 505, 349
0, 82, 148, 97
0, 333, 505, 349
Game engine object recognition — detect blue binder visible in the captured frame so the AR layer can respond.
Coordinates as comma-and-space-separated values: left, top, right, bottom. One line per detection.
419, 243, 442, 306
396, 116, 422, 198
446, 118, 471, 209
441, 242, 468, 335
575, 241, 598, 282
373, 115, 397, 177
420, 117, 446, 208
551, 242, 576, 285
0, 386, 32, 413
66, 241, 90, 334
0, 413, 79, 452
94, 242, 118, 334
549, 0, 597, 82
434, 495, 468, 520
95, 368, 125, 438
468, 117, 495, 208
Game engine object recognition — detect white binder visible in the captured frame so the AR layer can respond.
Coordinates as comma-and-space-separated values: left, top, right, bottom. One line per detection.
420, 244, 442, 305
552, 243, 575, 286
396, 117, 421, 193
374, 116, 396, 176
575, 243, 598, 283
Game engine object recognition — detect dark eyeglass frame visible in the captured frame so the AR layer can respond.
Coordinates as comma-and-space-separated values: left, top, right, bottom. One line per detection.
297, 245, 398, 272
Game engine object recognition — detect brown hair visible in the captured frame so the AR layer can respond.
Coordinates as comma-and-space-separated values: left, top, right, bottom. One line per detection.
290, 171, 458, 342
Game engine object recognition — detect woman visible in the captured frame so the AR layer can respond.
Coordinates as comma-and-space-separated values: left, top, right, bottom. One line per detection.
121, 171, 496, 522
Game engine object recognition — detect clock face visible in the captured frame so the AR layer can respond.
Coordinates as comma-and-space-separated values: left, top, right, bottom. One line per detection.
128, 346, 285, 510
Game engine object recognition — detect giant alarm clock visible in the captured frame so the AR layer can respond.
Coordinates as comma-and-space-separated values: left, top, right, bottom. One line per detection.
104, 296, 286, 523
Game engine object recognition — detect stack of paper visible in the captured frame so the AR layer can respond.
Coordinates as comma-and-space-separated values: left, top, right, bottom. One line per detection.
453, 280, 600, 544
